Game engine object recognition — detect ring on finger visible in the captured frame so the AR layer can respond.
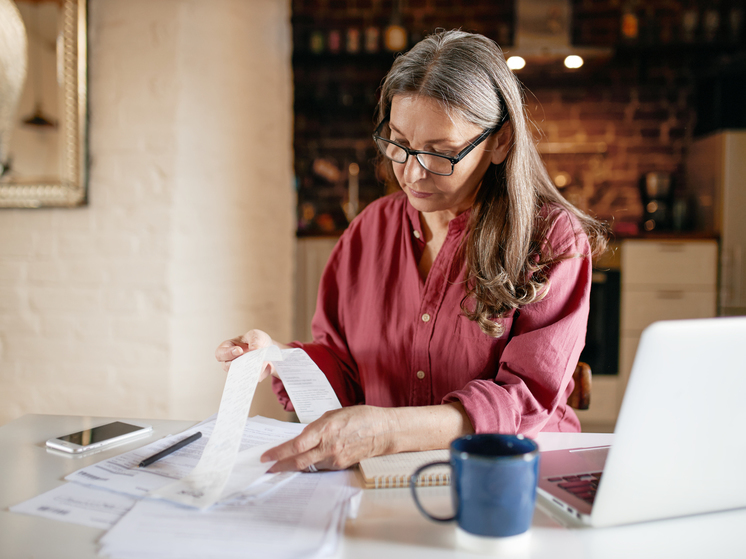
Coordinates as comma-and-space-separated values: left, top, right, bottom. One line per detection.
306, 464, 318, 473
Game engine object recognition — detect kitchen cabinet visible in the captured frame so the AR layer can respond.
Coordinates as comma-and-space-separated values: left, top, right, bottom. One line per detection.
294, 237, 338, 342
577, 238, 718, 431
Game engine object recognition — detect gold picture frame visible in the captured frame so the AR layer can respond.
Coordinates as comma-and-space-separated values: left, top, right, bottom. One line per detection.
0, 0, 87, 208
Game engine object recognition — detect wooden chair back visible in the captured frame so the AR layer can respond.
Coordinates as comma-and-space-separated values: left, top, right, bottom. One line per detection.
568, 362, 592, 410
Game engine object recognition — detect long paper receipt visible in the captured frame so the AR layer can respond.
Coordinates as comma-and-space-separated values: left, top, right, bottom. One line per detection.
152, 346, 341, 509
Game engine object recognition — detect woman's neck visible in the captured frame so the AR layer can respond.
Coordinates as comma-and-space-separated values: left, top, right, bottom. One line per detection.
417, 210, 458, 280
419, 209, 452, 242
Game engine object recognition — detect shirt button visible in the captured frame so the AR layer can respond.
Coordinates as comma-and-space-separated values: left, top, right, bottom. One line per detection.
421, 313, 431, 322
416, 370, 425, 380
413, 230, 421, 239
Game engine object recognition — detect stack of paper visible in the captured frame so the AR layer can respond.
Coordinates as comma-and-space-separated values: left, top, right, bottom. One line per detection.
100, 471, 358, 559
13, 414, 305, 516
12, 416, 359, 558
60, 416, 293, 498
11, 347, 356, 558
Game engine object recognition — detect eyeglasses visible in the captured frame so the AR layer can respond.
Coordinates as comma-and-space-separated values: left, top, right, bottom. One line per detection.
372, 116, 504, 176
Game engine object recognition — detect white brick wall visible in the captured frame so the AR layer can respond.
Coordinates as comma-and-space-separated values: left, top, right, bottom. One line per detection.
0, 0, 295, 426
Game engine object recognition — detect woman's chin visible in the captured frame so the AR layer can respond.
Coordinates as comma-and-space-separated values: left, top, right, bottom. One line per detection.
405, 189, 463, 216
405, 193, 438, 212
404, 187, 438, 209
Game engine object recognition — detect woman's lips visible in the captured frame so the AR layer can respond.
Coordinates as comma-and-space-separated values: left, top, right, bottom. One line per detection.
407, 187, 433, 199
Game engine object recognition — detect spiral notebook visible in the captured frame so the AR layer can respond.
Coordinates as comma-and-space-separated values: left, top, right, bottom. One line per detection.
357, 449, 450, 489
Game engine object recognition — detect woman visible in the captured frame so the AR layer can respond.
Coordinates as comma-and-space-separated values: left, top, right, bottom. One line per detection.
216, 30, 606, 472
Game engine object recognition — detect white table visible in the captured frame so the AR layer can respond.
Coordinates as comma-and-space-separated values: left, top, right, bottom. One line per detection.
1, 414, 744, 558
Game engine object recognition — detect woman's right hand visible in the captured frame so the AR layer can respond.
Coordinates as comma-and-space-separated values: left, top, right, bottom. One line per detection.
215, 329, 278, 380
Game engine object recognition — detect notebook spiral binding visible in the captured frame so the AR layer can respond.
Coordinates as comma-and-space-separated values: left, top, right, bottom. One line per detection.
373, 472, 451, 489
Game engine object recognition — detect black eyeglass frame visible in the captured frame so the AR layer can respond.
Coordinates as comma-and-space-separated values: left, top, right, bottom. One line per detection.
372, 114, 507, 176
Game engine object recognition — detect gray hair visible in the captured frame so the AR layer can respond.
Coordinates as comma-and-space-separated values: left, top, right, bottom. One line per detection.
378, 29, 512, 130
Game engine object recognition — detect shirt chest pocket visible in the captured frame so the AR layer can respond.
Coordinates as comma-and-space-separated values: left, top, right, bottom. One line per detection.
444, 312, 512, 383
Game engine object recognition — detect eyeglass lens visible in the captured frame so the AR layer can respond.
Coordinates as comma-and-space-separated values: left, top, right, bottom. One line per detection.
374, 123, 454, 176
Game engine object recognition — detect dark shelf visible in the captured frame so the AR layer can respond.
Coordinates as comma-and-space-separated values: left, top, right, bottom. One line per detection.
293, 51, 402, 67
612, 39, 746, 57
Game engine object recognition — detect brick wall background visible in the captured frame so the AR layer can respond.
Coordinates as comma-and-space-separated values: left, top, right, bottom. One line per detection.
0, 0, 295, 426
291, 0, 745, 235
522, 56, 697, 227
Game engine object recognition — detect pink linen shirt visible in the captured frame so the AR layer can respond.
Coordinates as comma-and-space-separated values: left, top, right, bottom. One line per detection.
274, 191, 592, 436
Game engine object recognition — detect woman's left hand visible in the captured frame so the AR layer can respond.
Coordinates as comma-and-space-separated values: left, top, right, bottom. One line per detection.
260, 406, 396, 472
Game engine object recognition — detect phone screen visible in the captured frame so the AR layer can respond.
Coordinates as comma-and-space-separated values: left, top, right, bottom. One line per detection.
58, 422, 145, 446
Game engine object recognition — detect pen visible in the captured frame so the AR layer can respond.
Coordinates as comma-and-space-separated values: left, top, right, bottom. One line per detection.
139, 432, 202, 468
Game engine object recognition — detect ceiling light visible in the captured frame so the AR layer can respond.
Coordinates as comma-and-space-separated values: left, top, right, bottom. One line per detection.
564, 55, 584, 69
507, 56, 526, 71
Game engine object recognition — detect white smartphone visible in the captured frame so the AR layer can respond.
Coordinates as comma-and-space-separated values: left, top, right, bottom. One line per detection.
46, 421, 152, 454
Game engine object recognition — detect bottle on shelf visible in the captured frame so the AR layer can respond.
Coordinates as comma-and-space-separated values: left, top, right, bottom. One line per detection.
365, 25, 380, 53
729, 4, 744, 43
620, 0, 640, 43
346, 27, 361, 54
702, 2, 722, 42
309, 30, 324, 54
384, 23, 407, 52
328, 29, 342, 54
384, 0, 407, 52
680, 1, 699, 43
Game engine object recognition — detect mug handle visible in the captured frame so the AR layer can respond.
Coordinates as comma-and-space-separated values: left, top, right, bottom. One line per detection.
410, 461, 455, 523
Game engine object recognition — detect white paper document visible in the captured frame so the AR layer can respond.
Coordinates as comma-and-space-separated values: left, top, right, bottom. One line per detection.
149, 346, 340, 508
273, 348, 342, 423
66, 415, 304, 502
152, 346, 281, 508
15, 416, 307, 531
99, 471, 359, 559
9, 482, 138, 530
10, 470, 301, 532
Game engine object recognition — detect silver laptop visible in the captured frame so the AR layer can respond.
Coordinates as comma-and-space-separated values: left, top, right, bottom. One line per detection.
537, 316, 746, 527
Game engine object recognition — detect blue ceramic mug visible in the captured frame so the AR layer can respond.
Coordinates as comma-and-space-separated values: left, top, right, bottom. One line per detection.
411, 434, 539, 538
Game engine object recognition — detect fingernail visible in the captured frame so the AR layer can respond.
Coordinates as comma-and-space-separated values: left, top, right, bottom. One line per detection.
231, 347, 242, 356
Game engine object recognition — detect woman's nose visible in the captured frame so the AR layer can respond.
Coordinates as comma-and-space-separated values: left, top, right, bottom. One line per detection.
402, 154, 427, 183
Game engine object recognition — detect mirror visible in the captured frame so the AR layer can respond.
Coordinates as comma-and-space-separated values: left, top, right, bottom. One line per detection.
0, 0, 87, 208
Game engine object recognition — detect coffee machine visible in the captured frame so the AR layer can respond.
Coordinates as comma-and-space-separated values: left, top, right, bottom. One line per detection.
640, 172, 674, 232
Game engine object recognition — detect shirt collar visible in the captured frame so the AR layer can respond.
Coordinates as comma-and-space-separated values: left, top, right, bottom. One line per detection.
405, 198, 472, 239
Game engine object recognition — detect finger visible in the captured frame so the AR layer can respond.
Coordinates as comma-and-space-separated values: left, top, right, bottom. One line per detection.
258, 361, 279, 382
268, 450, 324, 473
260, 437, 313, 464
261, 428, 321, 465
241, 330, 272, 351
216, 327, 273, 365
300, 455, 339, 472
267, 440, 337, 472
215, 339, 247, 363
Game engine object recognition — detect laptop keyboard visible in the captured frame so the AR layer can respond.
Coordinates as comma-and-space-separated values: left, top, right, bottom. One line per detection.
547, 472, 603, 505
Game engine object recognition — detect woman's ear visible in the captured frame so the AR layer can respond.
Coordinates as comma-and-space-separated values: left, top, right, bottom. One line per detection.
490, 121, 513, 165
